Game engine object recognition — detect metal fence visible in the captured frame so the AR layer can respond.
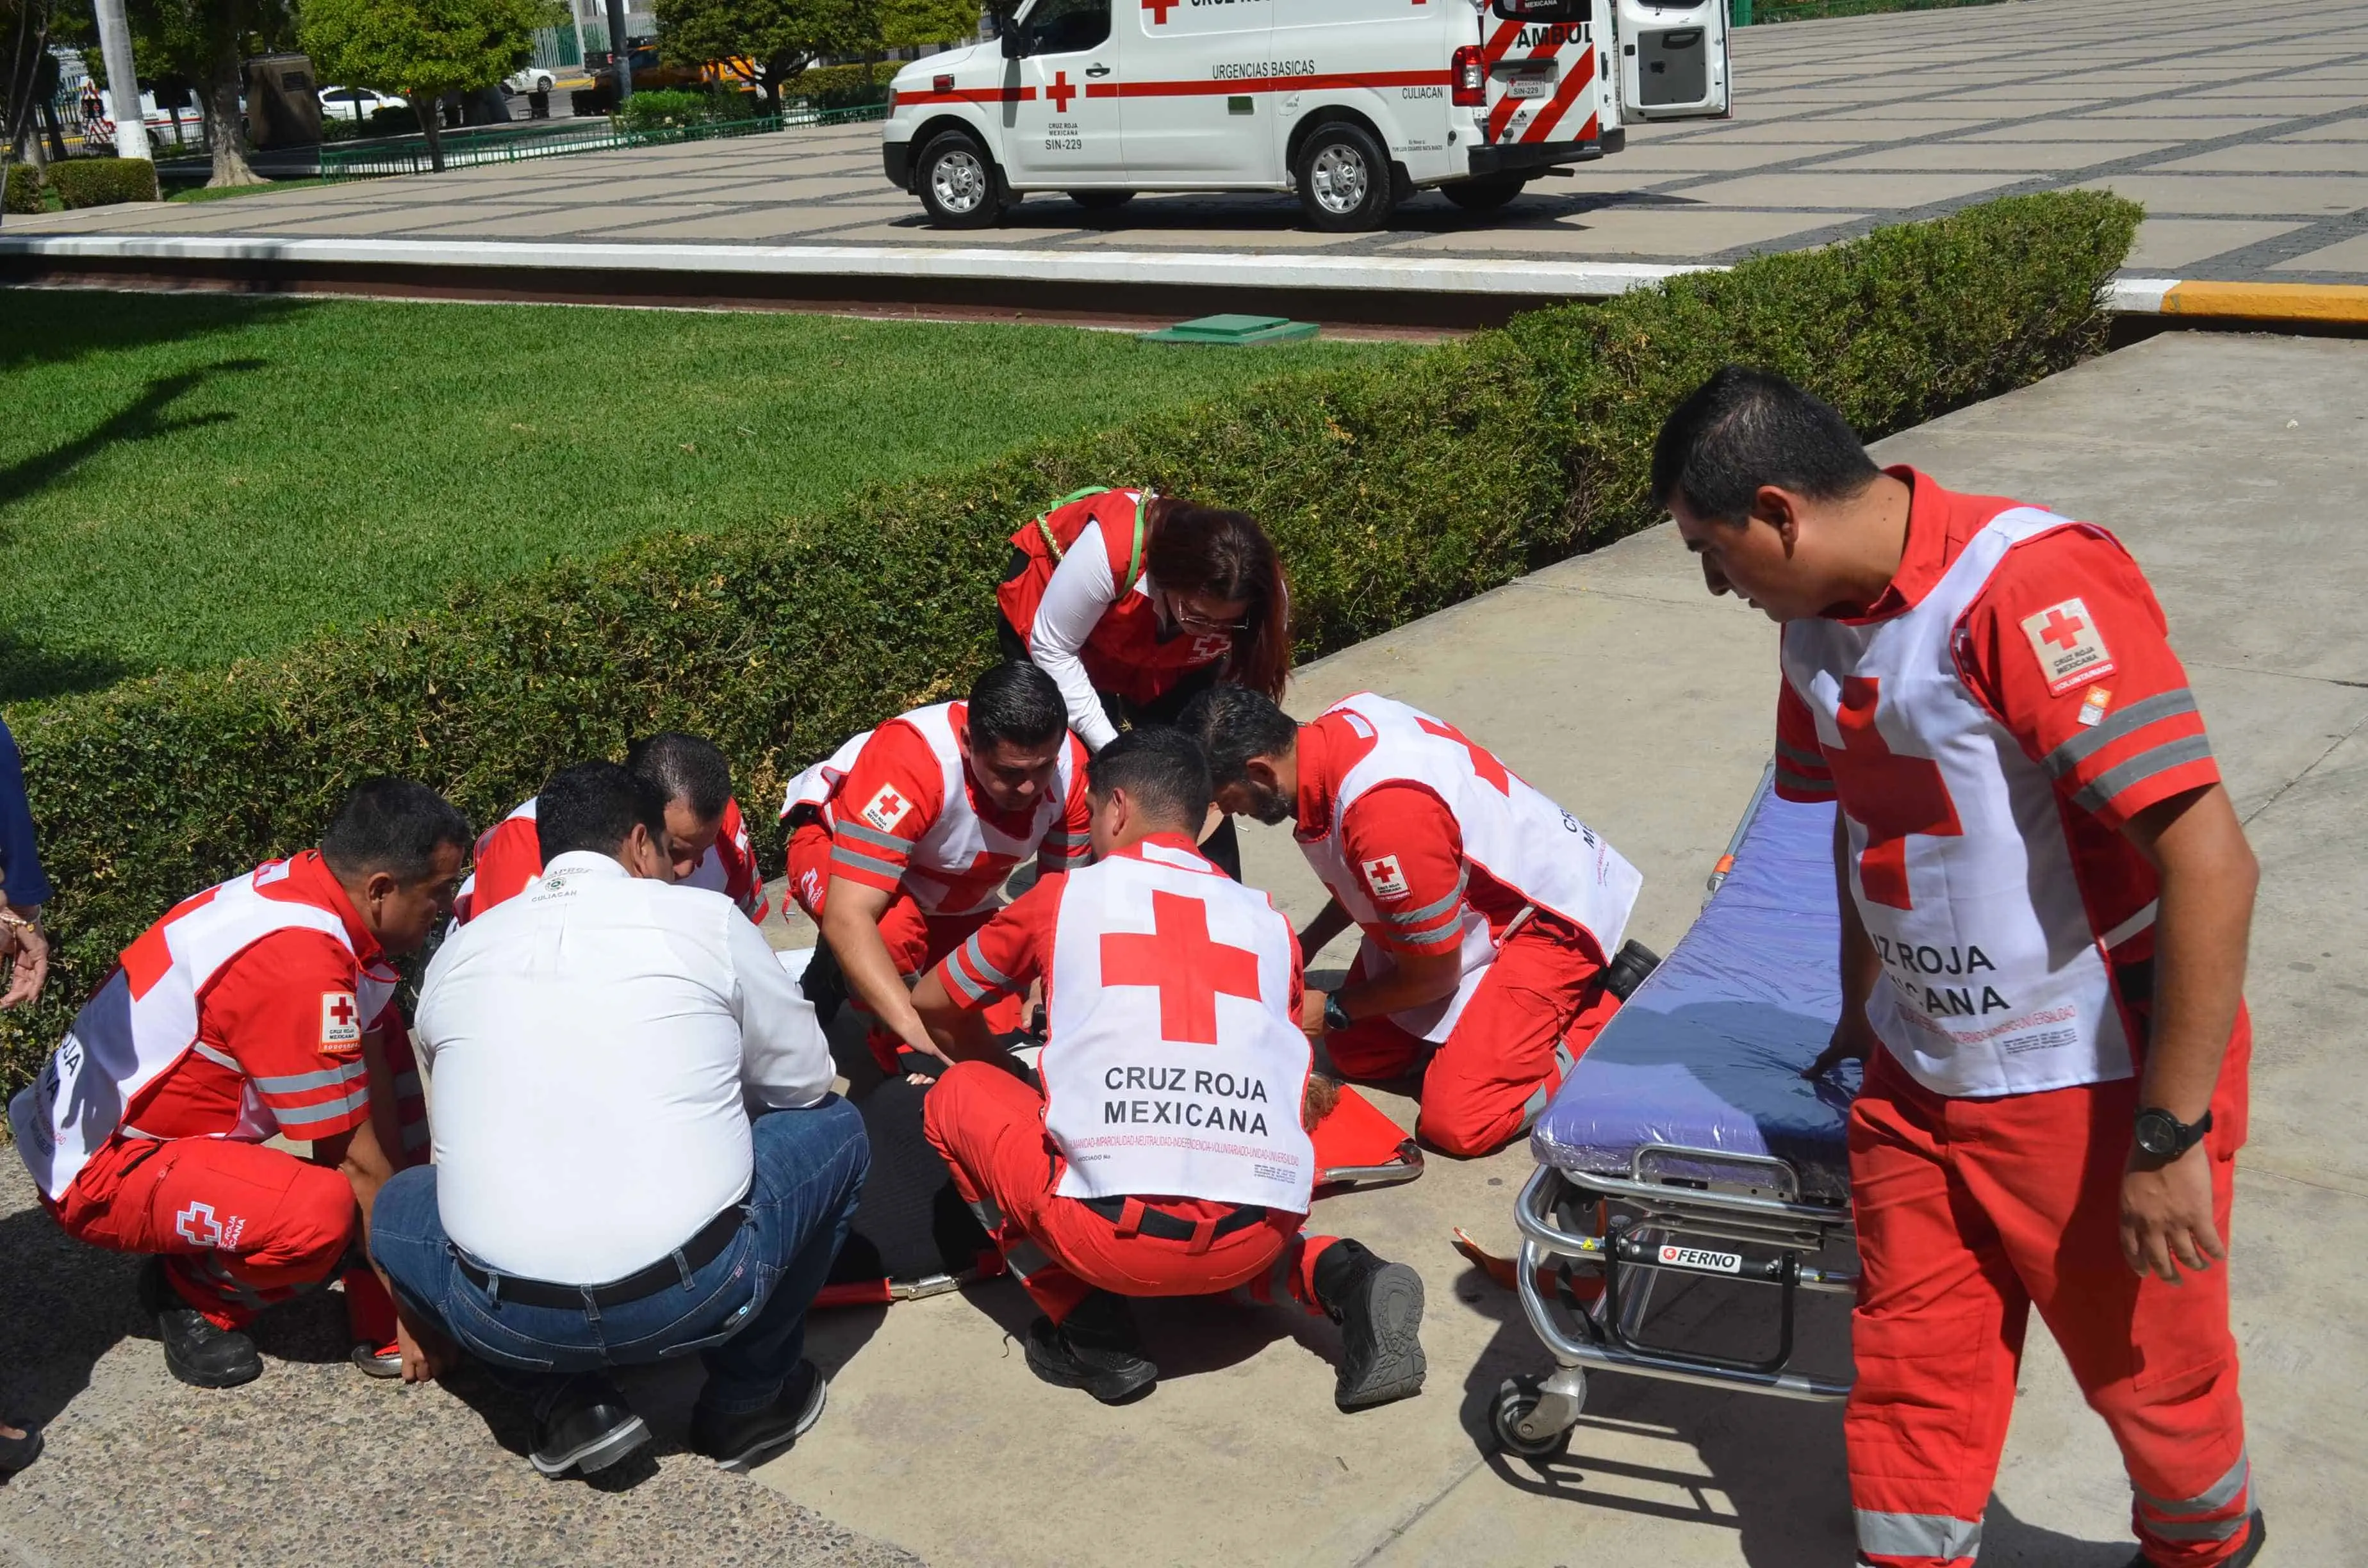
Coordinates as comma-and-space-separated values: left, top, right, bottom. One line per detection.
317, 99, 889, 181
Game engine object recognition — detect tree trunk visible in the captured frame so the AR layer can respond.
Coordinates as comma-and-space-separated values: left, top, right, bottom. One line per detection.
204, 32, 263, 186
418, 104, 445, 172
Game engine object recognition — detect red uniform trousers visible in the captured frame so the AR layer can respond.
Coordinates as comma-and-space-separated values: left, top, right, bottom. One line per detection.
55, 1135, 358, 1332
1846, 1018, 2255, 1568
1326, 922, 1618, 1159
922, 1060, 1335, 1323
787, 820, 1021, 1072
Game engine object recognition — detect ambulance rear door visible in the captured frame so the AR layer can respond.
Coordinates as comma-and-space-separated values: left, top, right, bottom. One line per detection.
1476, 0, 1606, 154
1612, 0, 1729, 120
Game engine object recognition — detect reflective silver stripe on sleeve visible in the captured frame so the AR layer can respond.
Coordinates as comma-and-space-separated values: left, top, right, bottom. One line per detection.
1775, 766, 1835, 797
2071, 734, 2216, 815
191, 1041, 241, 1073
959, 933, 1012, 989
250, 1059, 369, 1095
1855, 1510, 1981, 1561
2043, 689, 2199, 780
1381, 874, 1468, 929
2136, 1449, 2250, 1518
393, 1070, 422, 1099
944, 958, 991, 1004
834, 819, 913, 853
270, 1085, 370, 1128
830, 845, 909, 879
1775, 738, 1826, 772
2098, 899, 2158, 951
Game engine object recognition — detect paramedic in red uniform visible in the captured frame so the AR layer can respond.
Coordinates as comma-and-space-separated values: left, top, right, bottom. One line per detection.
909, 728, 1427, 1411
457, 731, 769, 926
780, 661, 1091, 1073
1654, 366, 2264, 1568
7, 780, 472, 1391
1184, 685, 1642, 1160
996, 486, 1292, 879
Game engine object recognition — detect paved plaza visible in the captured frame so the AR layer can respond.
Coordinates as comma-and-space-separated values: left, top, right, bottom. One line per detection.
10, 0, 2368, 281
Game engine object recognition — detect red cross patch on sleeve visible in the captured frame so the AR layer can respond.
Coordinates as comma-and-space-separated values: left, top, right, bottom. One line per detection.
1361, 855, 1410, 901
2019, 596, 2117, 696
320, 990, 363, 1049
861, 785, 913, 833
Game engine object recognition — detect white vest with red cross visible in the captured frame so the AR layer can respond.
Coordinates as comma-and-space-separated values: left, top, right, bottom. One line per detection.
1039, 839, 1318, 1213
1303, 693, 1642, 1045
778, 703, 1081, 917
1781, 507, 2143, 1099
9, 860, 399, 1201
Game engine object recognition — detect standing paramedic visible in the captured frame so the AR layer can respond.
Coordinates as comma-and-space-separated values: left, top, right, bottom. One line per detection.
8, 780, 470, 1391
996, 485, 1292, 878
1654, 366, 2262, 1568
909, 728, 1426, 1412
780, 660, 1090, 1074
1184, 686, 1643, 1160
381, 762, 859, 1480
455, 731, 769, 926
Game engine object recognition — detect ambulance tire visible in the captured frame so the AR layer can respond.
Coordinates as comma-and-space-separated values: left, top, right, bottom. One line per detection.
1293, 120, 1395, 233
1442, 176, 1528, 213
916, 131, 1005, 228
1068, 190, 1135, 211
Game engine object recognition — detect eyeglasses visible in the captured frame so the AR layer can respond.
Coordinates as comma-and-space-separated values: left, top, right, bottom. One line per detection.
1167, 597, 1248, 634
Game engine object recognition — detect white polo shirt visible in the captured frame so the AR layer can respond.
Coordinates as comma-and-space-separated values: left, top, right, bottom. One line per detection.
415, 851, 834, 1284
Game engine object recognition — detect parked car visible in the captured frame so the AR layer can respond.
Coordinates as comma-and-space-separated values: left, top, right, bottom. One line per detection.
505, 65, 557, 95
317, 85, 407, 124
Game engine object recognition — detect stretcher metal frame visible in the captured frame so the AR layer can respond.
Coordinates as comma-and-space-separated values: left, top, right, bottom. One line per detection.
1491, 769, 1857, 1458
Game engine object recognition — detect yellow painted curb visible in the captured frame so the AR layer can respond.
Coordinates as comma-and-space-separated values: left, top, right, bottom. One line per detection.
2161, 279, 2368, 323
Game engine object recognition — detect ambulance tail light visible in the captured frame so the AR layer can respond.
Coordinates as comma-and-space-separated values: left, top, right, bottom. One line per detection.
1452, 46, 1487, 106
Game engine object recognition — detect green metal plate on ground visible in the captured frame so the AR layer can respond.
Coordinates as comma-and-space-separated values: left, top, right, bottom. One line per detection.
1140, 314, 1320, 345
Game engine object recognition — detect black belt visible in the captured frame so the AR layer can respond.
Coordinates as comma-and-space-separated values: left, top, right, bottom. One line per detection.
1080, 1196, 1267, 1243
457, 1191, 748, 1310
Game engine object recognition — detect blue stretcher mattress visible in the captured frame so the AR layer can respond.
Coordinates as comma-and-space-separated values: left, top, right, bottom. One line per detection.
1531, 778, 1859, 1205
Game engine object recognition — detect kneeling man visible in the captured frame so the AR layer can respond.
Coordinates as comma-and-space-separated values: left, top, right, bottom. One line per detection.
379, 762, 866, 1479
911, 728, 1425, 1412
1184, 686, 1641, 1159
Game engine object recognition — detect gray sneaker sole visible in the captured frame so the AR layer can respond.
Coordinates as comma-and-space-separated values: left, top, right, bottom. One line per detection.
531, 1414, 652, 1478
1336, 1261, 1426, 1412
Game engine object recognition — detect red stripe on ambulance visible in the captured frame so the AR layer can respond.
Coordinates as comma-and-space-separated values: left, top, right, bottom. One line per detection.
1520, 47, 1596, 143
1085, 69, 1453, 99
891, 86, 1039, 106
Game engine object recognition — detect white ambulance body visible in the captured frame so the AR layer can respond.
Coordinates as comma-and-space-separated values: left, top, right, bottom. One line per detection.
880, 0, 1729, 231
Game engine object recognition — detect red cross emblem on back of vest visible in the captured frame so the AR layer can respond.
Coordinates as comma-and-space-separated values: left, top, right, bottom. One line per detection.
1825, 676, 1962, 911
1100, 890, 1263, 1045
1417, 716, 1511, 795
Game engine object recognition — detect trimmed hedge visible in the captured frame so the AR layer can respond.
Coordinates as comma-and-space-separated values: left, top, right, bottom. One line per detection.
49, 156, 160, 209
613, 87, 758, 132
789, 61, 899, 108
0, 192, 2138, 1097
4, 163, 39, 214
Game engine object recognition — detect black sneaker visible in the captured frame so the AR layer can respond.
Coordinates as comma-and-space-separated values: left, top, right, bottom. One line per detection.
528, 1375, 651, 1478
1312, 1239, 1426, 1412
1023, 1291, 1157, 1405
138, 1257, 263, 1390
2128, 1509, 2265, 1568
689, 1359, 829, 1472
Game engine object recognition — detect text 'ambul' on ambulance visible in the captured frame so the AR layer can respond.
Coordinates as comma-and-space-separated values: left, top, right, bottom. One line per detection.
880, 0, 1731, 231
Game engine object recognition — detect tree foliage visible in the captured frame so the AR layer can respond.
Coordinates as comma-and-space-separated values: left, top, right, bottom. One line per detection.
126, 0, 295, 184
299, 0, 543, 167
655, 0, 875, 112
879, 0, 974, 49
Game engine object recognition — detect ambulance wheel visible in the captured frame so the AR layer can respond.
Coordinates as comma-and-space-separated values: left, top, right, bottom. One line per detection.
916, 131, 1003, 228
1068, 190, 1135, 211
1443, 176, 1529, 212
1490, 1376, 1575, 1460
1294, 120, 1395, 232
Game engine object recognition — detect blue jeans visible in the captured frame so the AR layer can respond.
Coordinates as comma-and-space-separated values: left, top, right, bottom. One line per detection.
372, 1097, 867, 1415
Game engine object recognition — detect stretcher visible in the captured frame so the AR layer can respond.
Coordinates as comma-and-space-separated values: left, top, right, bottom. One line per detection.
1491, 766, 1859, 1458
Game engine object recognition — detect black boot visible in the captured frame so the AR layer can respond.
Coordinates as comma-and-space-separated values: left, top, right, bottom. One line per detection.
690, 1359, 829, 1472
528, 1373, 650, 1479
138, 1257, 263, 1389
1313, 1239, 1426, 1412
1023, 1290, 1158, 1405
2127, 1509, 2264, 1568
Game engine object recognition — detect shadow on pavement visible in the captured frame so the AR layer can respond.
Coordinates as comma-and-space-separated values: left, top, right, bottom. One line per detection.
0, 1203, 138, 1436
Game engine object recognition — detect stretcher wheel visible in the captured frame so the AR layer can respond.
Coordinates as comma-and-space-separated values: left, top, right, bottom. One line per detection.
1490, 1375, 1576, 1460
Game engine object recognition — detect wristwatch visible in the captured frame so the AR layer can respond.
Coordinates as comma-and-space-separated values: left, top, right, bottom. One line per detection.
1322, 993, 1354, 1035
2134, 1106, 2212, 1159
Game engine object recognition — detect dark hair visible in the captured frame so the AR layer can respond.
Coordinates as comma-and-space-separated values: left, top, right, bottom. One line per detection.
623, 731, 732, 822
1087, 727, 1211, 831
320, 778, 472, 882
1177, 683, 1299, 789
1144, 498, 1292, 703
967, 660, 1067, 751
536, 762, 669, 862
1649, 366, 1881, 526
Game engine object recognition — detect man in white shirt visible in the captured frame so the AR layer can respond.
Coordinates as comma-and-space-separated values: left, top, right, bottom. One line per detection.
372, 762, 864, 1480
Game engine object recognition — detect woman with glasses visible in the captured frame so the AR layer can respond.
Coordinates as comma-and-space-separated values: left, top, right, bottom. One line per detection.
997, 486, 1290, 878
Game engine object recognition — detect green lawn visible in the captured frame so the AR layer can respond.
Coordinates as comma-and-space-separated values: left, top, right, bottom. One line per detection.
0, 292, 1410, 704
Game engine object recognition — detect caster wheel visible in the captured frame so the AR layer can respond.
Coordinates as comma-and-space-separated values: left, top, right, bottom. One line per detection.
1490, 1375, 1575, 1459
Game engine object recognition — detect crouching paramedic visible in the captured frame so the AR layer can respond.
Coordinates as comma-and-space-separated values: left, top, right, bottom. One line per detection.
1655, 366, 2262, 1568
8, 780, 470, 1389
1184, 686, 1642, 1159
909, 728, 1426, 1412
781, 661, 1090, 1074
457, 731, 768, 926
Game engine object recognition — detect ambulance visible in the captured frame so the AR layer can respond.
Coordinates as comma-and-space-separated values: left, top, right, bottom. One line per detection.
879, 0, 1729, 231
